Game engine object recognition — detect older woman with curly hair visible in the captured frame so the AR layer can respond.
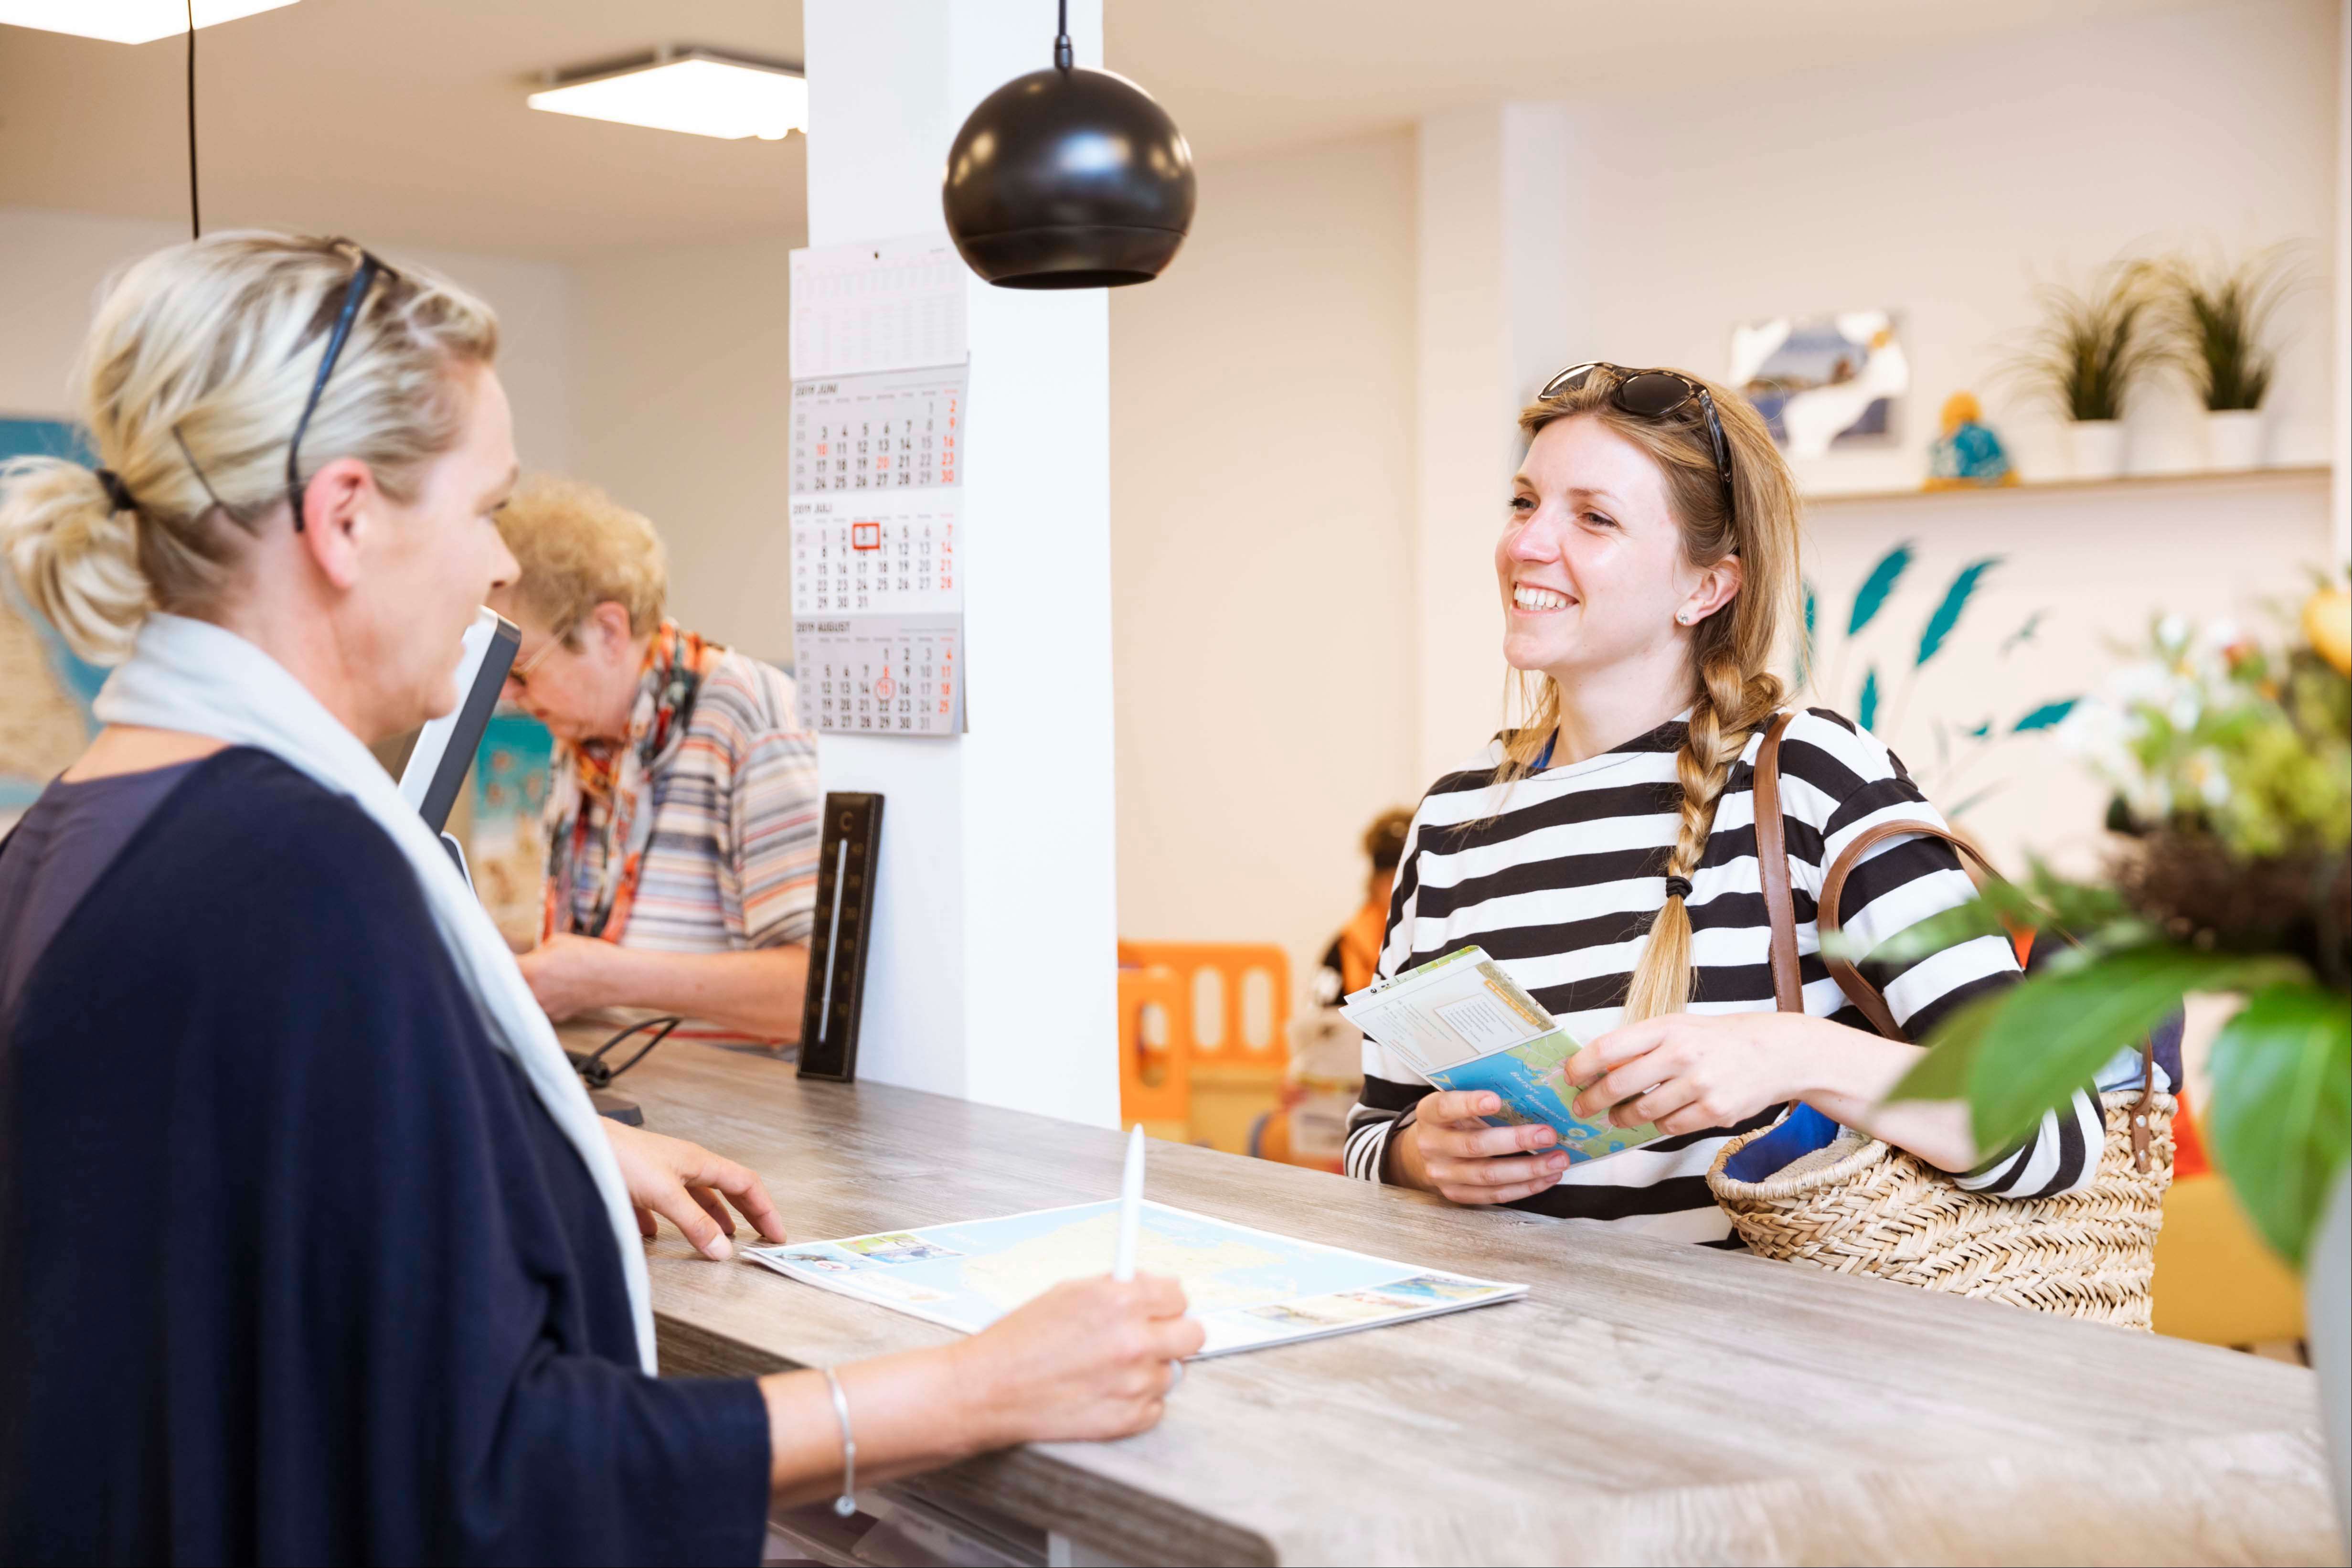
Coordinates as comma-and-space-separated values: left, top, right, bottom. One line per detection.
490, 476, 820, 1046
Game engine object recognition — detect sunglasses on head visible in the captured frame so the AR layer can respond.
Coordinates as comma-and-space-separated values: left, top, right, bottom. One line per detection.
285, 245, 395, 533
1538, 362, 1735, 512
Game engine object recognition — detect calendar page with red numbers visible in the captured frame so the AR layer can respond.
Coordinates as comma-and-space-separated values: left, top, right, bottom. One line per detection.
789, 364, 965, 496
792, 613, 963, 737
791, 493, 960, 618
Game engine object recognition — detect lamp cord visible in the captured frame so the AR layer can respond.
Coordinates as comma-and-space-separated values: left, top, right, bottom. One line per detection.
185, 0, 200, 239
1054, 0, 1072, 71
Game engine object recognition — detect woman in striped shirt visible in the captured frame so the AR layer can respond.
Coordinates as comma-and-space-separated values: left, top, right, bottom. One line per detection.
1347, 364, 2129, 1243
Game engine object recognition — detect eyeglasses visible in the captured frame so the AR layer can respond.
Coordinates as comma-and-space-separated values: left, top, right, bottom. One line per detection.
504, 628, 568, 692
285, 246, 393, 532
1538, 362, 1735, 511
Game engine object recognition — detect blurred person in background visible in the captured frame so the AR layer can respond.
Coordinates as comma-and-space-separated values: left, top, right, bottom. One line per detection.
1313, 807, 1415, 1005
489, 477, 818, 1045
1279, 808, 1411, 1170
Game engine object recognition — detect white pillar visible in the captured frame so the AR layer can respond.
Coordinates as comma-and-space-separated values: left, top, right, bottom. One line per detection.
1413, 104, 1590, 784
803, 0, 1119, 1126
2332, 0, 2350, 566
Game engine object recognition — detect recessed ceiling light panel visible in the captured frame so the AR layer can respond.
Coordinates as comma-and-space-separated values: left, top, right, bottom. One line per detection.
527, 47, 808, 142
0, 0, 299, 44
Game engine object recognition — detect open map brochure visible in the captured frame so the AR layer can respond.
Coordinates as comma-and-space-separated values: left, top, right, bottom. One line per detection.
1340, 945, 1664, 1165
745, 1200, 1524, 1357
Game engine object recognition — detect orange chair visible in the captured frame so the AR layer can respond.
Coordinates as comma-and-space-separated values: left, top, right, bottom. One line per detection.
1115, 961, 1189, 1144
1116, 942, 1289, 1153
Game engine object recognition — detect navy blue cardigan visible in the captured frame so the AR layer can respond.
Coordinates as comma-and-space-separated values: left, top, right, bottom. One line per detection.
0, 749, 769, 1565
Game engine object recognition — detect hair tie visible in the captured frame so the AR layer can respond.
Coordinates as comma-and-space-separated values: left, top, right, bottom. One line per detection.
93, 467, 138, 515
1664, 875, 1693, 900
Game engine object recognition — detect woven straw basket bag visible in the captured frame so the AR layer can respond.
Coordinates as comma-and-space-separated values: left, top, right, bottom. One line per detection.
1704, 713, 2174, 1328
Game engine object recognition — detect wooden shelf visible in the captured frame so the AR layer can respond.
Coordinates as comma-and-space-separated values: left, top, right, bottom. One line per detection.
1801, 462, 2331, 507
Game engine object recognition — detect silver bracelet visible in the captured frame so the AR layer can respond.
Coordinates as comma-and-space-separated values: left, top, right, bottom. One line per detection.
822, 1367, 857, 1518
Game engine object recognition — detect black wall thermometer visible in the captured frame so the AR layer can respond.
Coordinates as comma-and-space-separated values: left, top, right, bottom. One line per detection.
798, 792, 883, 1082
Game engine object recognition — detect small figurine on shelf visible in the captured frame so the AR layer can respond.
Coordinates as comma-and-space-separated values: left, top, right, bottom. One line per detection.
1923, 391, 2020, 490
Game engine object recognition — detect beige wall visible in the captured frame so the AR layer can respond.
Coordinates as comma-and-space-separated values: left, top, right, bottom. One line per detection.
0, 207, 576, 474
1108, 130, 1420, 985
566, 236, 799, 665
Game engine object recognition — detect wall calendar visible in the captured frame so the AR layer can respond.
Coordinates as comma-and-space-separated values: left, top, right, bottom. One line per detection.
793, 613, 963, 737
787, 240, 968, 738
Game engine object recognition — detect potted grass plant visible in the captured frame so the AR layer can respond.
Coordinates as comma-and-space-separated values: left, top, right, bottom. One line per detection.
1844, 578, 2352, 1540
2005, 261, 2164, 480
2156, 246, 2300, 471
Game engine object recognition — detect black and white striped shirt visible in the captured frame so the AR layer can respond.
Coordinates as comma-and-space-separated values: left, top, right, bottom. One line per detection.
1346, 709, 2140, 1244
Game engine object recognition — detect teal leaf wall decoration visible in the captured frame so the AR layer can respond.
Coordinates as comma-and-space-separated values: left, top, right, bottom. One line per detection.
1946, 782, 2008, 819
1915, 557, 2001, 668
1848, 543, 1914, 637
2001, 611, 2045, 655
2011, 698, 2079, 732
1857, 666, 1881, 732
1966, 717, 1992, 739
1796, 579, 1818, 685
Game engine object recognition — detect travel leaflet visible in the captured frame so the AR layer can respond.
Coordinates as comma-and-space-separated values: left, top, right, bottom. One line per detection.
1341, 945, 1665, 1164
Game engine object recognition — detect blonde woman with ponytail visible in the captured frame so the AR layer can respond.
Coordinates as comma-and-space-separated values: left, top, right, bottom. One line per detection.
0, 234, 1197, 1565
1347, 363, 2116, 1242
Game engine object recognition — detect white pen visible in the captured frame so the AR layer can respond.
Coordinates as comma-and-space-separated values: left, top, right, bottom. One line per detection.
1112, 1124, 1144, 1281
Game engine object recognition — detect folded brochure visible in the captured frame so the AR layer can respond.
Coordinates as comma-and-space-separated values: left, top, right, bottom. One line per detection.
1340, 945, 1663, 1163
745, 1199, 1524, 1357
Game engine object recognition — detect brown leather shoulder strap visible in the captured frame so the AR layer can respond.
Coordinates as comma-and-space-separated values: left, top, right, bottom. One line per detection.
1820, 820, 2158, 1127
1819, 819, 2003, 1042
1751, 711, 1804, 1014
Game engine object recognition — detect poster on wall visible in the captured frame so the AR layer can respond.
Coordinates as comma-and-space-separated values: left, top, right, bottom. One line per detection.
0, 417, 105, 832
470, 711, 555, 948
1730, 310, 1909, 458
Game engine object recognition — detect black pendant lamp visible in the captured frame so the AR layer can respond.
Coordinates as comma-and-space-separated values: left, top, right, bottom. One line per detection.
941, 1, 1196, 289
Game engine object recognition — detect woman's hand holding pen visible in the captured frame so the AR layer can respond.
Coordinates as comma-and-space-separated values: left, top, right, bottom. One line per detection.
953, 1275, 1204, 1445
762, 1275, 1204, 1505
1388, 1090, 1572, 1205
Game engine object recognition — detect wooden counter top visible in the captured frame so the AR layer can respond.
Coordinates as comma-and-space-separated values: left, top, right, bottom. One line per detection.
603, 1035, 2341, 1567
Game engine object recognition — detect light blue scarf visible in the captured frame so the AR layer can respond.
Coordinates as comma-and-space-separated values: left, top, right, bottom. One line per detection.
94, 613, 656, 1372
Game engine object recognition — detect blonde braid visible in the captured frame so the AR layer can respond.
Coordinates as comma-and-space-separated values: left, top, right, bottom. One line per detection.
1623, 651, 1785, 1022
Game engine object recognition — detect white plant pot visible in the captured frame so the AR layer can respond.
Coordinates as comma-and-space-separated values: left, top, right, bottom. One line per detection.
2309, 1165, 2351, 1553
2203, 409, 2266, 471
2066, 418, 2127, 480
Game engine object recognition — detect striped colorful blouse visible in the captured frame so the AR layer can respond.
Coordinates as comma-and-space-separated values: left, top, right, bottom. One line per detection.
555, 647, 821, 956
1345, 708, 2146, 1244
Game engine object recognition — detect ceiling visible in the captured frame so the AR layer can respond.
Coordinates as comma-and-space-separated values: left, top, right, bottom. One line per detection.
0, 0, 2254, 258
0, 0, 811, 255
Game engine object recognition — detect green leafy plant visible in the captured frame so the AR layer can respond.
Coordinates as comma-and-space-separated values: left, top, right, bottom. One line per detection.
2004, 260, 2165, 422
2156, 246, 2301, 413
1847, 592, 2352, 1269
